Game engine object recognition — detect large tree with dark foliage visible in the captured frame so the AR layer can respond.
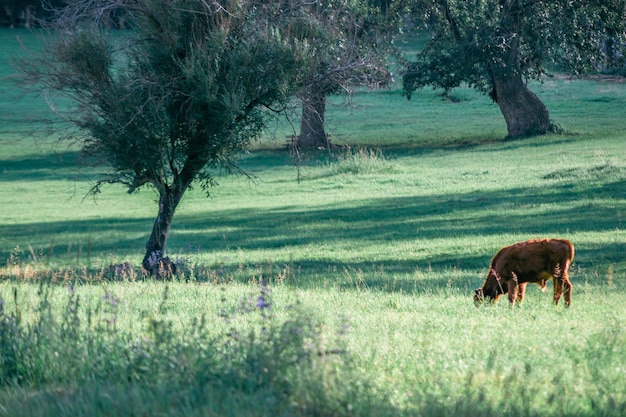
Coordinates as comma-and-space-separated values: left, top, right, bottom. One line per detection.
403, 0, 626, 138
20, 0, 316, 273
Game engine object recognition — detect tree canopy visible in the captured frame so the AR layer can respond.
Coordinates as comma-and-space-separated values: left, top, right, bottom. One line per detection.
403, 0, 626, 138
20, 0, 318, 272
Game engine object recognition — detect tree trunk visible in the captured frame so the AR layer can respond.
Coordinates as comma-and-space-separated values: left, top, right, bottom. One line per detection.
492, 71, 550, 138
492, 0, 550, 139
297, 89, 329, 150
141, 187, 186, 275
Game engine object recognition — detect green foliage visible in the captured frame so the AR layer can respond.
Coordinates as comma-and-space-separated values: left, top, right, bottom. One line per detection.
27, 0, 313, 195
296, 0, 393, 93
403, 0, 626, 95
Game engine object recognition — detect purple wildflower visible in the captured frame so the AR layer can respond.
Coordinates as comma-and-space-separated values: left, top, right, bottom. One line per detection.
102, 291, 121, 307
256, 279, 271, 310
256, 295, 270, 309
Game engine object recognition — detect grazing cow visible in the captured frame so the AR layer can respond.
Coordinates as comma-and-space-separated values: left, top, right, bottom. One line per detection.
474, 239, 574, 306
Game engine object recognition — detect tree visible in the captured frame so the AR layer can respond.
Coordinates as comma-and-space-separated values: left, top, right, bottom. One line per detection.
0, 0, 65, 27
403, 0, 626, 138
295, 0, 393, 150
20, 0, 315, 273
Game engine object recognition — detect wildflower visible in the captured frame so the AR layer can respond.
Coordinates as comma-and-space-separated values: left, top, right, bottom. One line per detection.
256, 295, 270, 310
256, 279, 271, 310
102, 291, 120, 307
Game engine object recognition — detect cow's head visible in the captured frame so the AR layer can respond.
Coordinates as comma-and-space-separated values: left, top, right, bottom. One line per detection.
474, 269, 506, 305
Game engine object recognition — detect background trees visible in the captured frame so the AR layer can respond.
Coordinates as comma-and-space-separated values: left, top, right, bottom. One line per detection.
0, 0, 68, 27
295, 0, 394, 150
403, 0, 626, 138
20, 0, 317, 273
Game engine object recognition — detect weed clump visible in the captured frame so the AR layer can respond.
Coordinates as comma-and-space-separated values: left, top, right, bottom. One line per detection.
327, 146, 396, 176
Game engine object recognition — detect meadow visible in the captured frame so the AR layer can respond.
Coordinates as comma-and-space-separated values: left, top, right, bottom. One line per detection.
1, 28, 626, 416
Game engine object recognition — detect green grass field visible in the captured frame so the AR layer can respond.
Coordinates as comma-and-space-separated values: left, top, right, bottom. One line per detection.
1, 28, 626, 416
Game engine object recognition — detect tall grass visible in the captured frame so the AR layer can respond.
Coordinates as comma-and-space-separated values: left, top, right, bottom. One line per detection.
0, 280, 377, 416
326, 146, 396, 175
1, 278, 625, 416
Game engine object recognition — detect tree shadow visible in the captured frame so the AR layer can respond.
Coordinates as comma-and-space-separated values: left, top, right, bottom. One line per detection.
0, 151, 88, 181
2, 177, 624, 293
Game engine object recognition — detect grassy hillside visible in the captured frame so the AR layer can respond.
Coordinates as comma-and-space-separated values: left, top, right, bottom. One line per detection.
1, 28, 625, 417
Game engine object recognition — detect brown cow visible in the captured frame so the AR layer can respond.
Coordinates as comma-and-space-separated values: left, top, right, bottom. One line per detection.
474, 239, 574, 306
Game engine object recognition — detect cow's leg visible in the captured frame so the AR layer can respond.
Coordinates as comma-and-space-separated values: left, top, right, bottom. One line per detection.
561, 260, 573, 307
553, 277, 563, 305
517, 283, 527, 303
552, 262, 567, 305
507, 272, 520, 305
561, 278, 572, 307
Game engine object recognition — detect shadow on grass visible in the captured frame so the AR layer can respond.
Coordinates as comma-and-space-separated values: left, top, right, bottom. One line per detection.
0, 151, 87, 181
2, 177, 625, 293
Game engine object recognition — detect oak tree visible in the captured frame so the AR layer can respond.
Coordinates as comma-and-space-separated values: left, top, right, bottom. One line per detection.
403, 0, 626, 138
